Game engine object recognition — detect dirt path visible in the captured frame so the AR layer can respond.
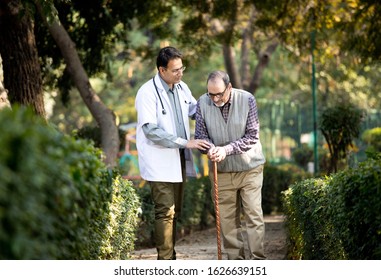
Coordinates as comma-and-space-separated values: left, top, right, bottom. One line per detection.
132, 215, 287, 260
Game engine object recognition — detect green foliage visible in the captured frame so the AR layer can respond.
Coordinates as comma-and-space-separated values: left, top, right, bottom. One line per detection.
73, 125, 102, 148
319, 104, 364, 173
282, 157, 381, 259
182, 176, 215, 230
0, 107, 140, 259
253, 0, 381, 62
292, 144, 314, 170
73, 125, 126, 151
282, 178, 346, 259
91, 172, 141, 260
36, 0, 147, 88
328, 159, 381, 259
262, 163, 311, 214
362, 127, 381, 159
38, 1, 381, 147
339, 0, 381, 62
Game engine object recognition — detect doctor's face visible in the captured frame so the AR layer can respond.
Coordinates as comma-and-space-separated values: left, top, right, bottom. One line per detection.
159, 58, 186, 87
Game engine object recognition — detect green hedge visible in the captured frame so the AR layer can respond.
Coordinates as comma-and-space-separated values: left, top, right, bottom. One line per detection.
0, 107, 140, 259
328, 159, 381, 259
281, 178, 345, 259
262, 163, 310, 214
282, 158, 381, 259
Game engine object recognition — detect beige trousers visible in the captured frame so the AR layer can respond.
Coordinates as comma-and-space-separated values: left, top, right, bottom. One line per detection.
210, 164, 266, 260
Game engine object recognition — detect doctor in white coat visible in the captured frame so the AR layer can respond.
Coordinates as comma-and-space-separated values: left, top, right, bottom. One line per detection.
135, 46, 210, 260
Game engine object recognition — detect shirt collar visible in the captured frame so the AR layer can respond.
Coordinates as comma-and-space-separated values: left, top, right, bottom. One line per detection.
226, 90, 233, 104
159, 75, 177, 94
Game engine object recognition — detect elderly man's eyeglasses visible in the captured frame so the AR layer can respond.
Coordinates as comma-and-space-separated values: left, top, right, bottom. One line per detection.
165, 66, 186, 74
207, 85, 228, 99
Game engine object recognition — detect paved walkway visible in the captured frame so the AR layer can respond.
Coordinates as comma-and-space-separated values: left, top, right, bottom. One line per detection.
132, 215, 287, 260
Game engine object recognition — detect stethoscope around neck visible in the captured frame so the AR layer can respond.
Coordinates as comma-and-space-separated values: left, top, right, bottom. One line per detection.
152, 77, 167, 115
152, 77, 188, 115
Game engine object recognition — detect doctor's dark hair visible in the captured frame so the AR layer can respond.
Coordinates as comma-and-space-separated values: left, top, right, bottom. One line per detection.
207, 70, 230, 86
156, 46, 183, 70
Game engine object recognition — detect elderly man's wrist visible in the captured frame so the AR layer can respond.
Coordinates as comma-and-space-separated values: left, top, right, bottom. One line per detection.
224, 145, 233, 155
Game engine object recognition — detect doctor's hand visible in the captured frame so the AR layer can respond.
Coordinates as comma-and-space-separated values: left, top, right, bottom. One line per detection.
186, 139, 211, 151
208, 146, 227, 162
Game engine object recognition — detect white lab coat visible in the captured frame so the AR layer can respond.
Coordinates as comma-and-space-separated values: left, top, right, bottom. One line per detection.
135, 73, 197, 182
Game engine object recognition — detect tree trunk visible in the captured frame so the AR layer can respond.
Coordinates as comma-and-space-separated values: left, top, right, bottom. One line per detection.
0, 0, 45, 116
240, 29, 251, 90
223, 44, 242, 89
248, 42, 279, 95
240, 8, 256, 90
35, 2, 119, 168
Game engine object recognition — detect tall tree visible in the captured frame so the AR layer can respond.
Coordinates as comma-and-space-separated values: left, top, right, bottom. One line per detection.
35, 1, 119, 167
0, 0, 142, 167
320, 105, 364, 173
174, 0, 281, 94
335, 0, 381, 63
0, 0, 45, 116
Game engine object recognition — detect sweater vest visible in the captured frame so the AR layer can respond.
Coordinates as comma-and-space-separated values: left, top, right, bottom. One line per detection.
199, 88, 266, 172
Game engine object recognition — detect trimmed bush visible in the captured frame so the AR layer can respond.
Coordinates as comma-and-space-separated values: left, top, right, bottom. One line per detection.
282, 157, 381, 259
282, 178, 345, 259
263, 163, 310, 214
328, 159, 381, 259
91, 171, 141, 259
0, 107, 140, 259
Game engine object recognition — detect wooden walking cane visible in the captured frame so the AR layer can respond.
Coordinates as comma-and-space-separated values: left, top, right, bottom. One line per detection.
213, 161, 222, 260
